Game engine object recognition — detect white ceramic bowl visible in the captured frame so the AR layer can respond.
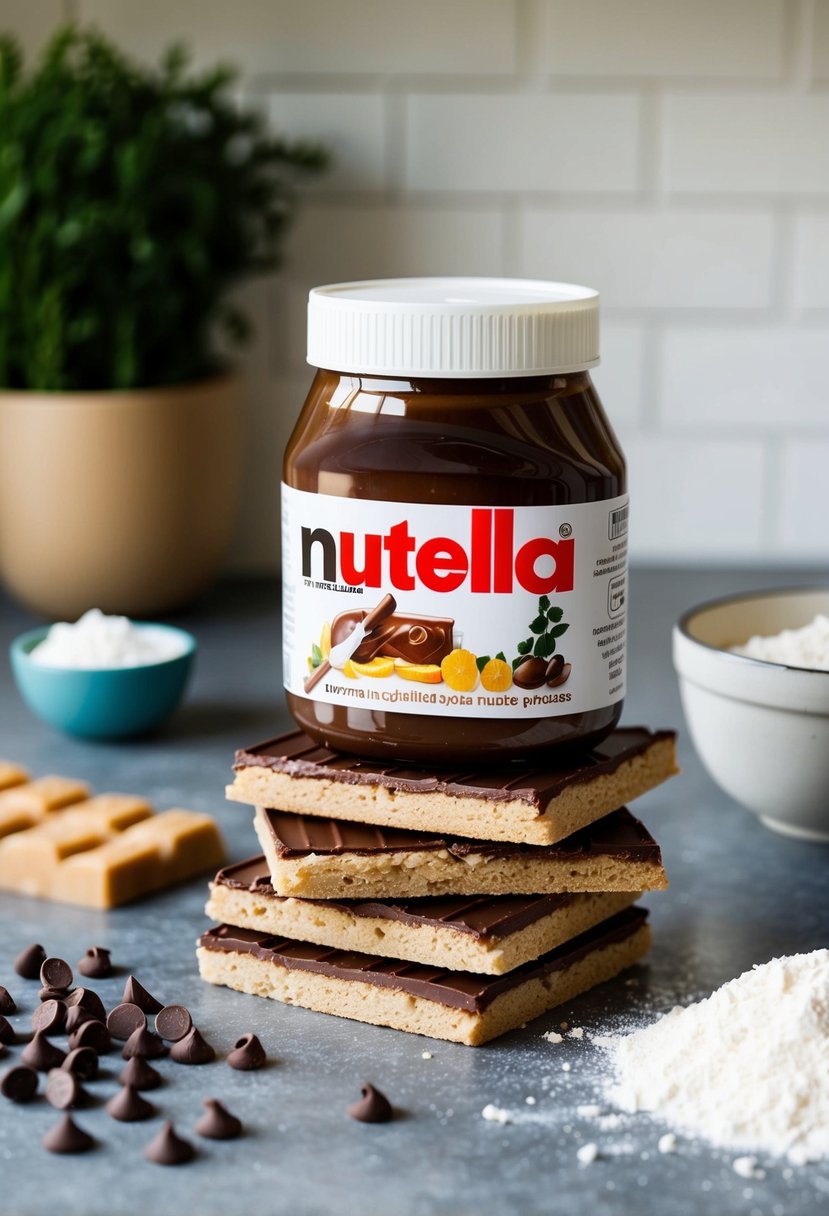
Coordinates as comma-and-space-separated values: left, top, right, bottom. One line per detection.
673, 587, 829, 842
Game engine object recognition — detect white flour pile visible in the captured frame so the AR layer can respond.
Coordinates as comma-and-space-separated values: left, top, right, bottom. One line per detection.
731, 613, 829, 671
606, 950, 829, 1164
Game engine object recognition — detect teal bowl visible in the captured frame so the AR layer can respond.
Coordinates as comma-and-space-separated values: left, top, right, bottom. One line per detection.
10, 624, 196, 740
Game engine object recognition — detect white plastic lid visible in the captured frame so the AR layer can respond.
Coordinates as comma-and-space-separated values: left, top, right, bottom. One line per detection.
306, 277, 600, 378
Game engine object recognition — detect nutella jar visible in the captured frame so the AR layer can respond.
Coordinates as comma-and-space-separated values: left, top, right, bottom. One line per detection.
282, 278, 628, 765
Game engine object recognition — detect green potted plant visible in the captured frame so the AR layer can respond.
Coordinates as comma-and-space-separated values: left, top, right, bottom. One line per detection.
0, 27, 325, 618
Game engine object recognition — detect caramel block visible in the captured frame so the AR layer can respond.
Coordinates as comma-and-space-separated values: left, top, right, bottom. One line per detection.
0, 762, 29, 792
51, 809, 226, 908
198, 907, 651, 1046
0, 797, 224, 909
0, 776, 90, 839
0, 796, 153, 897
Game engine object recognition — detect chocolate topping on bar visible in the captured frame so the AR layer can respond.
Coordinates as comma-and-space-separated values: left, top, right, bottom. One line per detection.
258, 806, 661, 865
215, 856, 580, 941
235, 726, 676, 812
199, 906, 648, 1014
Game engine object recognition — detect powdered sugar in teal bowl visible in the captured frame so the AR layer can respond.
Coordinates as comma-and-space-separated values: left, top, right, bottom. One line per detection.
10, 609, 196, 740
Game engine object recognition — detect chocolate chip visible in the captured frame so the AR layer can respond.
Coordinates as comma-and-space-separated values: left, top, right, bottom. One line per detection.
1, 1064, 38, 1103
169, 1027, 215, 1065
62, 1047, 99, 1081
32, 998, 66, 1035
21, 1030, 66, 1072
144, 1121, 194, 1166
0, 1015, 15, 1045
106, 1003, 146, 1041
14, 943, 46, 979
122, 1026, 167, 1060
46, 1068, 88, 1110
69, 1019, 111, 1055
65, 1005, 95, 1035
0, 986, 16, 1015
155, 1004, 192, 1043
119, 1055, 162, 1091
195, 1098, 242, 1140
64, 987, 106, 1022
122, 976, 163, 1015
106, 1084, 154, 1122
77, 946, 112, 979
39, 985, 70, 1002
40, 957, 73, 991
546, 658, 571, 688
347, 1083, 394, 1123
227, 1032, 266, 1072
42, 1113, 95, 1154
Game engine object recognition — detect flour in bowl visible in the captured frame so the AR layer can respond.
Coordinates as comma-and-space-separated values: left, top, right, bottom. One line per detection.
731, 614, 829, 671
32, 608, 188, 669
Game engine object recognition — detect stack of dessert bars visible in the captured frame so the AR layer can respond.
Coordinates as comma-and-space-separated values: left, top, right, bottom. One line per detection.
198, 727, 677, 1046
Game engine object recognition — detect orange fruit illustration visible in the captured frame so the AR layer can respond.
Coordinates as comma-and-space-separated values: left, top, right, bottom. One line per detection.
480, 658, 513, 692
320, 621, 332, 658
395, 661, 443, 684
350, 657, 395, 678
342, 659, 358, 679
440, 648, 479, 692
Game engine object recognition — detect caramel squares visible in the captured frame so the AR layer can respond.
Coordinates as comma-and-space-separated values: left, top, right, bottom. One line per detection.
252, 806, 668, 900
228, 727, 678, 846
198, 905, 651, 1046
0, 776, 91, 838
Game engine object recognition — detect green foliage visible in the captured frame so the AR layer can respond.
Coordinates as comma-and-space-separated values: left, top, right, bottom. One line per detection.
0, 27, 327, 390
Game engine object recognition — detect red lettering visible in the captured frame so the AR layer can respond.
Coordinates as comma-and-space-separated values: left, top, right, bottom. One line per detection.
493, 509, 513, 593
416, 537, 469, 592
514, 538, 574, 594
340, 531, 382, 587
383, 521, 416, 591
470, 509, 491, 592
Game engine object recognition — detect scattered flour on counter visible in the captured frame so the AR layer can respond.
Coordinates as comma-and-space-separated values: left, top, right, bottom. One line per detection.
542, 1030, 563, 1044
481, 1104, 512, 1125
576, 1142, 599, 1166
730, 613, 829, 671
604, 950, 829, 1163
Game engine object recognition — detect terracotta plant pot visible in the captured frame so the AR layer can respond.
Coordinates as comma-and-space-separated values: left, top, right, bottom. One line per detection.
0, 374, 243, 619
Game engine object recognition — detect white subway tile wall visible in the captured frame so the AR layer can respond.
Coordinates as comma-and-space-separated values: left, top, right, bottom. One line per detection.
19, 0, 829, 565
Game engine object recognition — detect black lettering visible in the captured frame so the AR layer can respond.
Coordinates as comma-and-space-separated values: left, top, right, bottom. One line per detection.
301, 526, 336, 582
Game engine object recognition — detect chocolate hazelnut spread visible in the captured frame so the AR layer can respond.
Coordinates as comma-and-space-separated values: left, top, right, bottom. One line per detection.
282, 278, 627, 765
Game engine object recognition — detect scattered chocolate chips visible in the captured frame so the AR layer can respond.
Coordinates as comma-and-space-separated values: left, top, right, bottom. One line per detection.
77, 946, 112, 979
1, 1064, 39, 1103
65, 1005, 95, 1035
46, 1068, 89, 1111
21, 1030, 67, 1072
62, 1047, 99, 1082
40, 957, 73, 991
0, 1042, 5, 1060
43, 1113, 95, 1155
106, 1084, 154, 1123
122, 1026, 167, 1061
64, 987, 107, 1022
169, 1027, 215, 1065
144, 1121, 194, 1166
106, 1003, 146, 1041
39, 985, 71, 1002
69, 1019, 111, 1056
14, 943, 46, 979
195, 1098, 242, 1141
122, 976, 163, 1015
347, 1083, 394, 1123
32, 998, 67, 1035
119, 1055, 162, 1091
227, 1032, 266, 1072
155, 1004, 192, 1043
0, 986, 17, 1015
0, 1015, 15, 1045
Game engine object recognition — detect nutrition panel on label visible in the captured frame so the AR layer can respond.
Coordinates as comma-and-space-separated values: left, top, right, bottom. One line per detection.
281, 489, 628, 721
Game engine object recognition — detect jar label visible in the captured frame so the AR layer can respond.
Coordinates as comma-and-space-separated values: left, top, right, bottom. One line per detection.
281, 485, 628, 719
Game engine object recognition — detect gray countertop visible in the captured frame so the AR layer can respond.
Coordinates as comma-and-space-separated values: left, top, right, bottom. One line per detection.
1, 569, 828, 1216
